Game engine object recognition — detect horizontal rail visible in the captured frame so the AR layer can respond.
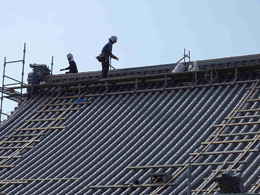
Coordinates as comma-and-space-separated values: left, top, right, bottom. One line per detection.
0, 140, 40, 144
214, 121, 260, 127
190, 149, 258, 155
0, 146, 33, 150
1, 112, 9, 116
192, 189, 218, 192
0, 180, 28, 184
37, 108, 79, 113
128, 164, 186, 169
253, 183, 260, 187
201, 138, 259, 145
15, 177, 79, 182
211, 168, 240, 173
0, 156, 22, 159
16, 126, 65, 131
4, 75, 22, 83
7, 134, 45, 138
26, 118, 66, 122
4, 83, 21, 87
5, 60, 24, 64
8, 78, 258, 96
247, 98, 260, 102
127, 161, 246, 170
88, 183, 174, 189
210, 131, 260, 137
45, 102, 90, 106
225, 115, 260, 120
0, 165, 15, 168
0, 177, 79, 184
57, 95, 82, 100
236, 108, 260, 112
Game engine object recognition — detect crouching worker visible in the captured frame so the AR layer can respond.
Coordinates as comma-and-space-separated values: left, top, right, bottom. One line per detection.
97, 36, 119, 78
60, 53, 78, 73
27, 71, 40, 99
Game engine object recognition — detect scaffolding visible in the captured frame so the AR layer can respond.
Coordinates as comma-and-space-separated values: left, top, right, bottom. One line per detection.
0, 43, 26, 124
173, 48, 191, 72
180, 48, 191, 67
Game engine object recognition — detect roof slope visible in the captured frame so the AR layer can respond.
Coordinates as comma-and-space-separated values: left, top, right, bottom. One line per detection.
0, 54, 259, 194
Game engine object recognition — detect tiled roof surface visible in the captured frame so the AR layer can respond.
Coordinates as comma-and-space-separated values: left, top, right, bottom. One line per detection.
0, 55, 260, 194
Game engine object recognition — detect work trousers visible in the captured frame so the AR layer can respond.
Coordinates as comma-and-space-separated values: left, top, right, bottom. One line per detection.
102, 59, 109, 78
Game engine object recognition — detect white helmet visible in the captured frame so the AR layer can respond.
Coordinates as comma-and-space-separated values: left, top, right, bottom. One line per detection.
109, 36, 118, 43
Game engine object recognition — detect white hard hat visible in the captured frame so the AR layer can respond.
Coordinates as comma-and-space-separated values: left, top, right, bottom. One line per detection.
109, 36, 118, 43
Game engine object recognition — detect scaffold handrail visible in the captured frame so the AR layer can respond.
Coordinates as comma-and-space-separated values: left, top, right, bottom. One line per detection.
0, 43, 26, 123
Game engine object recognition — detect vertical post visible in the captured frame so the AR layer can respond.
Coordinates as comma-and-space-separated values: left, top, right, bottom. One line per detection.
184, 48, 186, 67
188, 50, 191, 64
51, 56, 54, 75
109, 56, 112, 70
20, 43, 26, 102
135, 78, 138, 91
210, 70, 213, 83
164, 74, 168, 89
234, 68, 238, 81
188, 50, 191, 72
0, 57, 7, 124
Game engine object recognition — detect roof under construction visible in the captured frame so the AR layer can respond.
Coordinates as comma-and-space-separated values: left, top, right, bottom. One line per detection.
0, 53, 259, 194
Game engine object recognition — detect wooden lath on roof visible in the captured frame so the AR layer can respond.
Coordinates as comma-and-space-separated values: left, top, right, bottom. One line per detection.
191, 81, 260, 195
0, 92, 90, 191
87, 81, 260, 194
0, 177, 79, 185
145, 81, 260, 195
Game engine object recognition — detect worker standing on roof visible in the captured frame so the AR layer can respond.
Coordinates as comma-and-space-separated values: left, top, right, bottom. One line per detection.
97, 36, 119, 78
60, 53, 78, 73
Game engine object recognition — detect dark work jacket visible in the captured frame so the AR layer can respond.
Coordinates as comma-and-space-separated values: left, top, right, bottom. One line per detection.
64, 60, 78, 73
101, 41, 113, 61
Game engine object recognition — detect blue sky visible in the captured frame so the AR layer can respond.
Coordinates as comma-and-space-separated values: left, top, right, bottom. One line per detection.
1, 0, 260, 116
